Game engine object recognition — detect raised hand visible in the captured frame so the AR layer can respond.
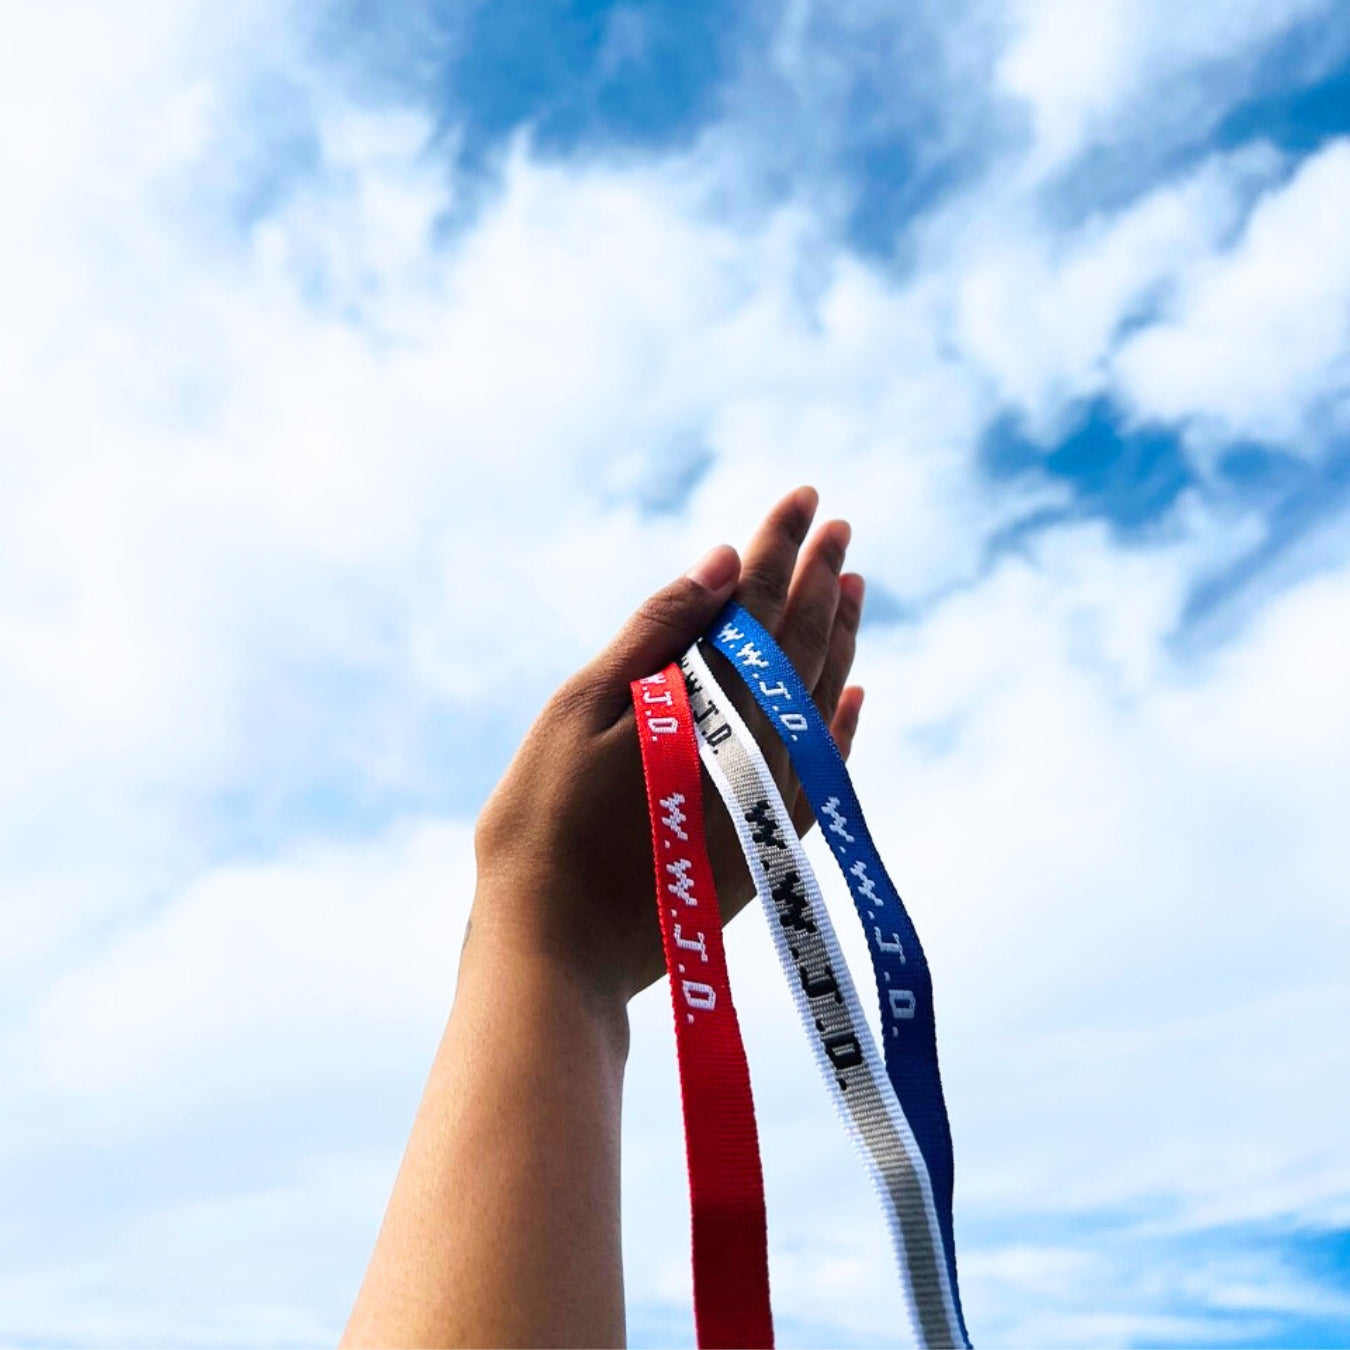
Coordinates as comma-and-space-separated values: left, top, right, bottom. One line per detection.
471, 486, 865, 1006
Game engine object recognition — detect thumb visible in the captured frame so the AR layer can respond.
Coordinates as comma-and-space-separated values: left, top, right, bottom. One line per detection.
591, 544, 740, 713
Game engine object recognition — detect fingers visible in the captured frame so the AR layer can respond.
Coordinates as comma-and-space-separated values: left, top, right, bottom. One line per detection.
734, 485, 819, 629
774, 520, 850, 691
789, 685, 864, 836
585, 544, 740, 724
583, 489, 858, 738
810, 572, 864, 722
733, 494, 854, 831
831, 684, 865, 762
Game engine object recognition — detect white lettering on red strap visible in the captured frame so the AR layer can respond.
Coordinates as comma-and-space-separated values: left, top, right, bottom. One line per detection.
682, 980, 717, 1010
666, 858, 697, 906
674, 924, 709, 961
660, 792, 689, 840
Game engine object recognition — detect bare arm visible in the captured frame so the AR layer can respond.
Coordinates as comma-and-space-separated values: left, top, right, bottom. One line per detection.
342, 488, 865, 1347
341, 927, 630, 1347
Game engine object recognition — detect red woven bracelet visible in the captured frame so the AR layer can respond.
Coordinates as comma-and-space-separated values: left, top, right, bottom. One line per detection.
632, 664, 774, 1349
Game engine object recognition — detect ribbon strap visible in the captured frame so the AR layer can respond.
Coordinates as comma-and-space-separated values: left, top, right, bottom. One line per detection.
632, 664, 774, 1350
681, 643, 964, 1348
708, 603, 971, 1346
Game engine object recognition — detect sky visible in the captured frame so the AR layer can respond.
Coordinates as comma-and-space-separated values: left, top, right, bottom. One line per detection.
1, 0, 1349, 1345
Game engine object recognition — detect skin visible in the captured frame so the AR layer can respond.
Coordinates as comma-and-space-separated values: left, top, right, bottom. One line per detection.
342, 487, 866, 1348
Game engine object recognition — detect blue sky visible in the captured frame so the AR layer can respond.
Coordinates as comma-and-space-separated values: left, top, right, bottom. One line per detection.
2, 1, 1350, 1345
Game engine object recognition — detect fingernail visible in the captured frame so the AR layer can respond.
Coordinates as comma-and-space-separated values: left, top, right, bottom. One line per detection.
841, 573, 865, 605
794, 485, 820, 518
686, 544, 739, 593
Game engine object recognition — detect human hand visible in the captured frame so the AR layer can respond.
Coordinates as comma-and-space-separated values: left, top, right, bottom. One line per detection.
469, 486, 866, 1015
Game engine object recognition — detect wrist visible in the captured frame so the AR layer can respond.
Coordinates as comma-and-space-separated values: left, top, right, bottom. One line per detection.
460, 884, 633, 1064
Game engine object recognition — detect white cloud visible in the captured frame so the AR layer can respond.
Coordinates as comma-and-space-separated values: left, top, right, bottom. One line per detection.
998, 0, 1334, 175
0, 34, 1054, 983
0, 1149, 386, 1347
848, 522, 1350, 1226
33, 819, 473, 1102
1115, 139, 1350, 448
940, 141, 1286, 432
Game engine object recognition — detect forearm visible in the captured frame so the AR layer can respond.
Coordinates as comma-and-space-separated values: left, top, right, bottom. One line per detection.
342, 898, 630, 1348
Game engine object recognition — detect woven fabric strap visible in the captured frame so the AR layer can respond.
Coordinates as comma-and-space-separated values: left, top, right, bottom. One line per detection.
631, 664, 774, 1350
707, 603, 971, 1347
681, 643, 964, 1348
